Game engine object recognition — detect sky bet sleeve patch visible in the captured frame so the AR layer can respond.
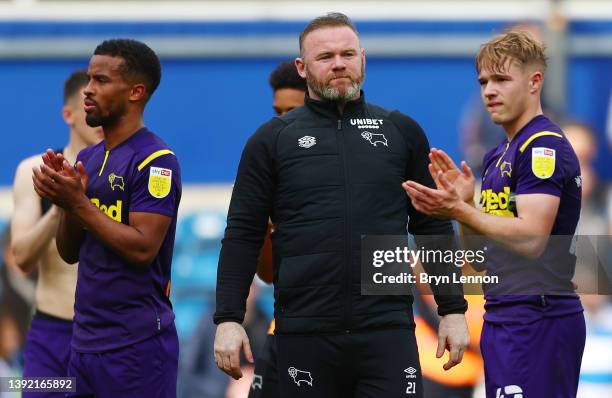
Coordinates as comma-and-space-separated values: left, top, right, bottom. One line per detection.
148, 166, 172, 198
531, 147, 555, 179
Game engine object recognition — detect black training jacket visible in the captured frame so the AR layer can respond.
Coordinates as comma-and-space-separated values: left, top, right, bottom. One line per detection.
214, 93, 467, 334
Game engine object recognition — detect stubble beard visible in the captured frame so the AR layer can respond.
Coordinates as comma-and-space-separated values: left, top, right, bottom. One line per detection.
85, 114, 104, 128
306, 62, 364, 103
85, 104, 124, 129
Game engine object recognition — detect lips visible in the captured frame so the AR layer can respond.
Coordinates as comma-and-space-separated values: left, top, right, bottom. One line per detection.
84, 98, 97, 113
329, 75, 351, 83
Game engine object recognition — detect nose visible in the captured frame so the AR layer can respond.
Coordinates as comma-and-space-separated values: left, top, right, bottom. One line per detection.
482, 81, 497, 99
331, 54, 346, 71
83, 79, 94, 97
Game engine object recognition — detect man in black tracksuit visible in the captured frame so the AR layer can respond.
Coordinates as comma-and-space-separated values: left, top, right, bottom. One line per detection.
214, 13, 469, 398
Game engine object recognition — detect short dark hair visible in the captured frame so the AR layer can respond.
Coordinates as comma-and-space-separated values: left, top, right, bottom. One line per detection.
299, 12, 358, 56
269, 61, 307, 92
63, 70, 88, 104
93, 39, 161, 101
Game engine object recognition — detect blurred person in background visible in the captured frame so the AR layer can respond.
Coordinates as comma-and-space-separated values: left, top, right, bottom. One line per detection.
562, 121, 612, 397
226, 283, 269, 398
601, 50, 612, 239
215, 12, 469, 398
249, 60, 307, 398
10, 70, 102, 397
32, 39, 181, 397
0, 227, 35, 346
0, 312, 21, 398
180, 284, 267, 398
404, 30, 585, 397
607, 88, 612, 151
577, 292, 612, 397
268, 60, 308, 118
178, 313, 230, 398
0, 228, 27, 386
562, 121, 607, 235
0, 313, 20, 374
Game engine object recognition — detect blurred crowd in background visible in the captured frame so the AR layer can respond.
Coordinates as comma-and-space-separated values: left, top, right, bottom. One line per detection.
0, 1, 611, 397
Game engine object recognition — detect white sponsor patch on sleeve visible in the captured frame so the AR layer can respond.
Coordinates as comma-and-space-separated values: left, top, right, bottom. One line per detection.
148, 167, 172, 198
531, 147, 556, 179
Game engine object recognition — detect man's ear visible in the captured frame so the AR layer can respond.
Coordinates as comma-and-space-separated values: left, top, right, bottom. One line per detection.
529, 71, 544, 94
62, 105, 72, 126
129, 84, 147, 102
295, 57, 306, 79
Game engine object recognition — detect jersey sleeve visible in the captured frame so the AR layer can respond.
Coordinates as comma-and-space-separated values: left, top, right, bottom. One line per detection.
515, 133, 567, 197
129, 151, 181, 217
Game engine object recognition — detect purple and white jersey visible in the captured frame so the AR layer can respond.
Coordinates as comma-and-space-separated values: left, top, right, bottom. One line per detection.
72, 128, 181, 352
479, 115, 583, 323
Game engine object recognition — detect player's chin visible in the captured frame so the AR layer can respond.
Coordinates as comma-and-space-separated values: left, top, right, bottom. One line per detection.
85, 114, 103, 128
488, 113, 505, 124
328, 79, 351, 89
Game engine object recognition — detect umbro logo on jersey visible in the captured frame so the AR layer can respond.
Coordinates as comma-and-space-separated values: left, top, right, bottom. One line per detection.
251, 374, 263, 390
298, 136, 316, 148
404, 367, 417, 379
575, 175, 582, 188
361, 131, 388, 147
350, 118, 384, 129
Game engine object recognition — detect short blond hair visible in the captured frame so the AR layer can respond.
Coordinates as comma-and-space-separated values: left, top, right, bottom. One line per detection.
476, 30, 547, 74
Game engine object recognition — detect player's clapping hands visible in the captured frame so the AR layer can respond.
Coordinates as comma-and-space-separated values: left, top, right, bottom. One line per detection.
402, 149, 475, 219
428, 148, 475, 203
41, 148, 67, 173
32, 148, 89, 210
